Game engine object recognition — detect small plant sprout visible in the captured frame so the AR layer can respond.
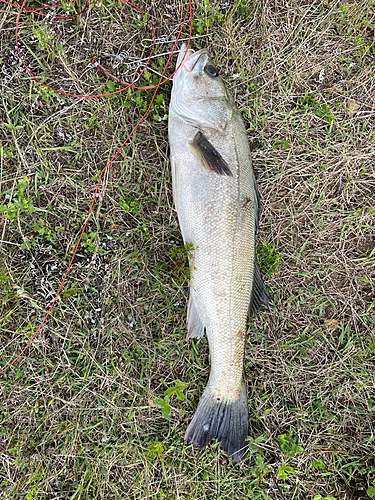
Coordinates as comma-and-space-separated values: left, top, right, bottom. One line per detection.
0, 177, 35, 220
276, 431, 305, 457
367, 480, 375, 498
256, 240, 282, 275
155, 380, 187, 419
81, 232, 98, 253
146, 441, 166, 461
277, 458, 297, 480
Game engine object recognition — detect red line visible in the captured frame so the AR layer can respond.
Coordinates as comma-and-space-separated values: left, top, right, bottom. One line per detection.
0, 0, 192, 374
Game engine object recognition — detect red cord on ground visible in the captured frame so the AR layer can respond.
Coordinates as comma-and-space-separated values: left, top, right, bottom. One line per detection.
0, 0, 193, 375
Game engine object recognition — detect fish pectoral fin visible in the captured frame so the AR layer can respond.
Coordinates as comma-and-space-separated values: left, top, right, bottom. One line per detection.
186, 294, 205, 340
248, 259, 269, 318
189, 131, 232, 176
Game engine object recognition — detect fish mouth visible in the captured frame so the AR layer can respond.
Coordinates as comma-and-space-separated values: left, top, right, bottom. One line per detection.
176, 43, 208, 73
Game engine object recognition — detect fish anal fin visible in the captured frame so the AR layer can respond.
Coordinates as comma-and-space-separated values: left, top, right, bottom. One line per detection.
248, 259, 269, 318
184, 380, 248, 462
186, 294, 205, 340
189, 131, 232, 177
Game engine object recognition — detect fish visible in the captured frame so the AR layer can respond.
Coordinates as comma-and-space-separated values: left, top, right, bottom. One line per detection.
168, 44, 268, 462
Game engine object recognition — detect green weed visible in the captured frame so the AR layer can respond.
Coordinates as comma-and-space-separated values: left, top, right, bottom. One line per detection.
168, 242, 195, 283
118, 196, 141, 214
276, 431, 305, 457
277, 459, 297, 480
33, 83, 57, 104
80, 231, 99, 253
155, 380, 187, 419
232, 0, 256, 20
249, 452, 270, 484
32, 25, 54, 51
195, 0, 224, 36
0, 177, 35, 220
146, 440, 166, 461
0, 142, 14, 158
33, 219, 57, 243
295, 91, 335, 123
367, 481, 375, 498
0, 266, 17, 309
62, 281, 81, 298
257, 241, 282, 275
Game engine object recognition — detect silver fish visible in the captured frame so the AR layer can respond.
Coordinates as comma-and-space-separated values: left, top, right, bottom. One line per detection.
168, 44, 268, 462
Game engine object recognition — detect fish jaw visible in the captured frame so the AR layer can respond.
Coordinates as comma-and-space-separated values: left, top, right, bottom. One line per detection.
175, 43, 209, 73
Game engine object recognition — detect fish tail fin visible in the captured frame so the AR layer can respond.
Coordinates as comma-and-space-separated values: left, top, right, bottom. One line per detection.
184, 380, 248, 462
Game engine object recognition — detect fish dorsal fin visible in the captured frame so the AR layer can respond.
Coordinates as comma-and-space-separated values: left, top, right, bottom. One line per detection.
189, 131, 232, 176
248, 259, 269, 318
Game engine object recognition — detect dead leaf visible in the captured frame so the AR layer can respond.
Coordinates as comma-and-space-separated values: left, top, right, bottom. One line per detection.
347, 98, 360, 117
324, 318, 339, 333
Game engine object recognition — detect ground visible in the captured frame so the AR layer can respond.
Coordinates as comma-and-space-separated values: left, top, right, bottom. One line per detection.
0, 0, 375, 498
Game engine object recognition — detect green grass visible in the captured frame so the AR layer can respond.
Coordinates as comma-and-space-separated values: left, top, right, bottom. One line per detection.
1, 0, 375, 498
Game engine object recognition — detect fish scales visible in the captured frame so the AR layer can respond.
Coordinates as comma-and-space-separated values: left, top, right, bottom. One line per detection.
168, 44, 268, 462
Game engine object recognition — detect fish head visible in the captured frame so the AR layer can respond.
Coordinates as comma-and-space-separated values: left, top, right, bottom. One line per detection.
174, 43, 229, 100
171, 44, 233, 131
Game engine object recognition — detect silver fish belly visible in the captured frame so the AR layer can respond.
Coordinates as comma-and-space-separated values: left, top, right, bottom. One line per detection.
168, 44, 268, 462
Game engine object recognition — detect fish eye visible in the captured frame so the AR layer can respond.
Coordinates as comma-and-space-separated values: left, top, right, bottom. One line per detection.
204, 65, 218, 78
